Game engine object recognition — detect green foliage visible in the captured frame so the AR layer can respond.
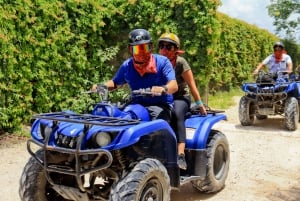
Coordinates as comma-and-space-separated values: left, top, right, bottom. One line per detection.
268, 0, 300, 38
0, 0, 120, 132
0, 0, 289, 133
207, 87, 243, 109
282, 38, 300, 68
209, 13, 279, 93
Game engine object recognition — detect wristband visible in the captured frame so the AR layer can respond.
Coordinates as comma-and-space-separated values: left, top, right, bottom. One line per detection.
195, 100, 203, 106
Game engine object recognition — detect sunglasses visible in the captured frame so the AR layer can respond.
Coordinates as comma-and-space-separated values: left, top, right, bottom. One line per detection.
131, 44, 151, 54
158, 43, 174, 51
274, 47, 283, 51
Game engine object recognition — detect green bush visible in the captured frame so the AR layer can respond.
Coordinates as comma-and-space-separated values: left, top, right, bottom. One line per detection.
0, 0, 282, 133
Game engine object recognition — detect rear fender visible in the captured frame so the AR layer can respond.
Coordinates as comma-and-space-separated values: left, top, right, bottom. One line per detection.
185, 114, 227, 149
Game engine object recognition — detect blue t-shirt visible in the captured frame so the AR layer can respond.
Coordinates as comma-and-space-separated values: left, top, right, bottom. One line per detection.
113, 54, 175, 105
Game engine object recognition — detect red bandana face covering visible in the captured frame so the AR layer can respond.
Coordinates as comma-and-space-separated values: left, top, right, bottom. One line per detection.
274, 49, 283, 63
159, 48, 184, 67
129, 44, 157, 76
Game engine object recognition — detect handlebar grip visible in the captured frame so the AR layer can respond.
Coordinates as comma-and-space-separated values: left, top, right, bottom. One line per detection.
96, 84, 108, 92
132, 87, 166, 96
132, 88, 152, 95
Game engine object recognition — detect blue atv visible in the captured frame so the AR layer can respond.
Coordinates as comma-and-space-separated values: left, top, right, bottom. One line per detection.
19, 86, 230, 201
239, 71, 300, 130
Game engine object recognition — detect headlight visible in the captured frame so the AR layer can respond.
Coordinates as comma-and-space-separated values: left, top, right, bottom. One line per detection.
95, 132, 112, 147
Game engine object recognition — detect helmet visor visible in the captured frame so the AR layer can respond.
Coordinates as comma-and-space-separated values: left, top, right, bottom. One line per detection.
131, 44, 151, 55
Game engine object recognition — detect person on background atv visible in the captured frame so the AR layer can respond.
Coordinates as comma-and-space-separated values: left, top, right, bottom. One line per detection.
158, 33, 207, 170
92, 28, 178, 123
253, 41, 293, 75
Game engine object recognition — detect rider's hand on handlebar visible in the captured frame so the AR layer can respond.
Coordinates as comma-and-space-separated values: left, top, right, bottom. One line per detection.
199, 104, 207, 116
151, 86, 166, 96
253, 69, 259, 75
91, 84, 108, 93
91, 84, 98, 92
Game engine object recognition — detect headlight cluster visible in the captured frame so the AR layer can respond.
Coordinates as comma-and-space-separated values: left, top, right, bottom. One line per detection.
56, 132, 79, 149
89, 131, 119, 148
33, 118, 118, 149
95, 132, 112, 147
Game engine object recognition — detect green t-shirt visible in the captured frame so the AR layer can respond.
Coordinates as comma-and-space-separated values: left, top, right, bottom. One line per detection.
173, 56, 190, 98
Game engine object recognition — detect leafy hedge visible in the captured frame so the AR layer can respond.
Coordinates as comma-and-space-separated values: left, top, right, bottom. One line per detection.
209, 13, 279, 92
0, 0, 279, 132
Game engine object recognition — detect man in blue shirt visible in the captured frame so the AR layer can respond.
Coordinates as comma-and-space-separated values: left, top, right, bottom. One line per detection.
93, 29, 178, 122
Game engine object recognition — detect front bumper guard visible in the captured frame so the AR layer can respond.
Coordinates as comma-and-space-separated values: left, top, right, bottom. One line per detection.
27, 139, 113, 192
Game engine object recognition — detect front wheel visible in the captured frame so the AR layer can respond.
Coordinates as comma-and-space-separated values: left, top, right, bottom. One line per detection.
239, 96, 255, 126
109, 158, 170, 201
19, 150, 69, 201
284, 97, 299, 131
192, 130, 230, 193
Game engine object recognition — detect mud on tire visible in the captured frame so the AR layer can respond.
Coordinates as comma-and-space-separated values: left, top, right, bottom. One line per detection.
19, 150, 69, 201
284, 97, 299, 131
109, 158, 170, 201
239, 96, 255, 126
191, 130, 230, 193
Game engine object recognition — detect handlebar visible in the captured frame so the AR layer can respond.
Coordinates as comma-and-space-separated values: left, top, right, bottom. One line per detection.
132, 88, 152, 95
132, 88, 165, 96
82, 85, 109, 102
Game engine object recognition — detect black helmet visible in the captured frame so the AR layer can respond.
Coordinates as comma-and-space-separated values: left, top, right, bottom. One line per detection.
128, 29, 152, 46
273, 41, 284, 49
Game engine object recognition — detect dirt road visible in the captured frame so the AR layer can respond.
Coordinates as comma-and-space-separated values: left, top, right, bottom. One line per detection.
1, 97, 300, 201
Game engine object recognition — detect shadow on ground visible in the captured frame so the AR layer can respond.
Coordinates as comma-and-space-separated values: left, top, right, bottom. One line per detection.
267, 186, 300, 201
171, 182, 223, 201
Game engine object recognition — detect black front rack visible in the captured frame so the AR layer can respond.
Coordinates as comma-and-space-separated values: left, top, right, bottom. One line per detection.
32, 112, 140, 126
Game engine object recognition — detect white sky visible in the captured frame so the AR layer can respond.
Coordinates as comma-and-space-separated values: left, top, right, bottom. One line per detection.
218, 0, 276, 34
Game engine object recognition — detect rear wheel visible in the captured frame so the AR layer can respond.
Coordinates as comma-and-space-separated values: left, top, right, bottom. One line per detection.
284, 97, 299, 131
191, 130, 230, 193
109, 158, 170, 201
239, 96, 255, 126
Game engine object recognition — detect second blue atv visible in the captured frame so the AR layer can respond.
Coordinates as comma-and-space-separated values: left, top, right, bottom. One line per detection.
19, 86, 230, 201
239, 70, 300, 131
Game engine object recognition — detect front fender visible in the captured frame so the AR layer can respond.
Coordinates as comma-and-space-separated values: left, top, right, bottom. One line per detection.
287, 82, 300, 95
185, 113, 227, 149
